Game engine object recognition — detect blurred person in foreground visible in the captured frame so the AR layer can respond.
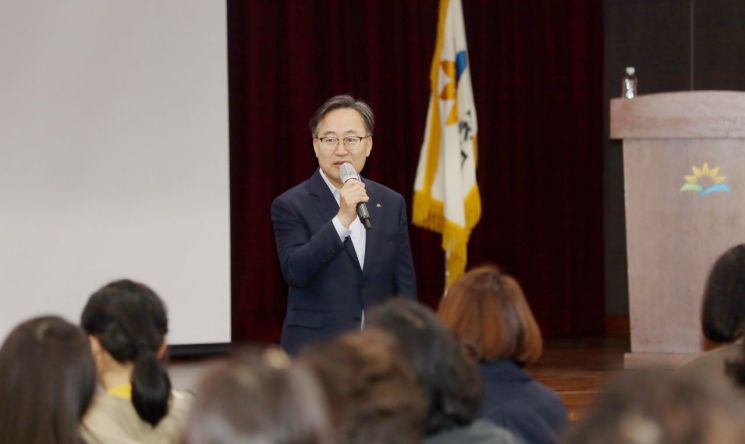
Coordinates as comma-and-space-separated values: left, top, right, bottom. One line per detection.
561, 368, 745, 444
0, 315, 96, 444
301, 328, 427, 443
181, 347, 335, 444
438, 264, 567, 444
366, 298, 523, 444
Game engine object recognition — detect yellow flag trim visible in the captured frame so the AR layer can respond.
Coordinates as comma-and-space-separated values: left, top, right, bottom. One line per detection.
413, 184, 481, 287
414, 0, 450, 203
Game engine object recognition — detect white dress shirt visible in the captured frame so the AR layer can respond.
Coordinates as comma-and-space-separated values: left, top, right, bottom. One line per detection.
319, 169, 366, 270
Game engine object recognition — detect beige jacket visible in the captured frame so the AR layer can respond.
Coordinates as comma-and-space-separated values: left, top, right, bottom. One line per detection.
82, 389, 192, 444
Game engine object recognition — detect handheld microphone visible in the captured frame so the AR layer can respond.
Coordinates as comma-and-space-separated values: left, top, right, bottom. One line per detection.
339, 162, 372, 230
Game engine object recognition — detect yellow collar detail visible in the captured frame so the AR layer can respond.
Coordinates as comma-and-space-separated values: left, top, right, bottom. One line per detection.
107, 384, 132, 400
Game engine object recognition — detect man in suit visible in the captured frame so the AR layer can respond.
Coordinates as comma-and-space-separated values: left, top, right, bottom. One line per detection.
271, 95, 417, 354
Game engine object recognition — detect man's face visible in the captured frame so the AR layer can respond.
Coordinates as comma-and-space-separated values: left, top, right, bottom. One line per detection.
313, 108, 372, 189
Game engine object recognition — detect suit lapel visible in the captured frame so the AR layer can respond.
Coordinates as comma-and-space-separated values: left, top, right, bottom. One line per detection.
308, 170, 339, 222
362, 178, 382, 275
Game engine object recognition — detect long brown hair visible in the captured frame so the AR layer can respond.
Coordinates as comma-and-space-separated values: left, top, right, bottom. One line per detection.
438, 264, 543, 364
0, 315, 96, 444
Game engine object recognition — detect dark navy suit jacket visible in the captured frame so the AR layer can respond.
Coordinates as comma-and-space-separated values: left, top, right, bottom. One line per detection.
271, 170, 417, 353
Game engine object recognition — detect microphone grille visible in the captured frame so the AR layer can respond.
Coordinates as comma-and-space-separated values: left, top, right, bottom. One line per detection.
339, 163, 358, 183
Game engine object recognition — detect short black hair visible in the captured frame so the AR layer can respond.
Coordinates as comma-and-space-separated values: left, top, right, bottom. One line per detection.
308, 94, 374, 137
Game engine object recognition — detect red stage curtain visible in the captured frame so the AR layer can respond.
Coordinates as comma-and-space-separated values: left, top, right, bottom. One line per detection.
228, 0, 604, 344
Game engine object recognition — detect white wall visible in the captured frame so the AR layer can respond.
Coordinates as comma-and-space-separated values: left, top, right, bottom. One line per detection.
0, 1, 231, 344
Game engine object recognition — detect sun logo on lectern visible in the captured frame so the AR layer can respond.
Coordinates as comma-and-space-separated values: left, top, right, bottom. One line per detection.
680, 163, 731, 195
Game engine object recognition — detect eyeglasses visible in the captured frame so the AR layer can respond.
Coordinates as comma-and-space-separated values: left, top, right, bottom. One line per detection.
315, 135, 371, 150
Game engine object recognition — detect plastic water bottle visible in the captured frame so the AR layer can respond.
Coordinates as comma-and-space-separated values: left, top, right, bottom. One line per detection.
622, 66, 637, 99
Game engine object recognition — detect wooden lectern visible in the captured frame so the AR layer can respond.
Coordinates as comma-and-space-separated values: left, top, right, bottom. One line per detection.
610, 91, 745, 367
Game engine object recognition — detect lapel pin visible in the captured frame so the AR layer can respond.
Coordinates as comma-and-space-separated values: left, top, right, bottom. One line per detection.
376, 203, 382, 208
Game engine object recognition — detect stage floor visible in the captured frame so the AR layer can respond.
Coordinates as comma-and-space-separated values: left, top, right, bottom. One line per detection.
528, 335, 629, 421
170, 334, 632, 423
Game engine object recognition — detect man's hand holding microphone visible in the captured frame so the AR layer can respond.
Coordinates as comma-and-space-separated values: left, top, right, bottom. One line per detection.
338, 162, 372, 230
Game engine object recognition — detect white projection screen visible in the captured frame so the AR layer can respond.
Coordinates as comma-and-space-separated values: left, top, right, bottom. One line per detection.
0, 1, 230, 345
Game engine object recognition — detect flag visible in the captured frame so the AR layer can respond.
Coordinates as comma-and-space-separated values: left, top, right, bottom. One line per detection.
413, 0, 480, 288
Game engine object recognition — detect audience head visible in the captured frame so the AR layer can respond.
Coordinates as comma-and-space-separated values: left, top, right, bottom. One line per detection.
301, 328, 426, 444
182, 347, 335, 444
81, 279, 171, 426
561, 368, 745, 444
437, 264, 543, 364
0, 315, 96, 443
700, 244, 745, 343
365, 298, 482, 436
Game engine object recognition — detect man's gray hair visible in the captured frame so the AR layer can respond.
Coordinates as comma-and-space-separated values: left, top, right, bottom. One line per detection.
309, 95, 375, 137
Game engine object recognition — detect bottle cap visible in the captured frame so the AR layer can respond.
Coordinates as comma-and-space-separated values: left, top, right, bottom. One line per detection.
625, 66, 635, 75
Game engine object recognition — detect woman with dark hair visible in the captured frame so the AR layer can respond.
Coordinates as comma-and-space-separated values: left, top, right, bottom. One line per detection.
182, 347, 335, 444
437, 265, 567, 444
0, 315, 96, 444
366, 298, 521, 444
81, 279, 192, 443
700, 244, 745, 342
683, 244, 745, 383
